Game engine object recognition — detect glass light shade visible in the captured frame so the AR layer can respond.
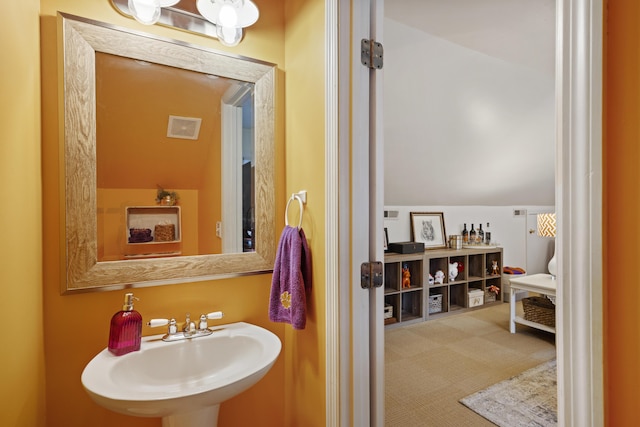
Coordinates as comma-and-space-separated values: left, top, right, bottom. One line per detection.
196, 0, 259, 28
216, 25, 243, 47
128, 0, 161, 25
218, 4, 239, 27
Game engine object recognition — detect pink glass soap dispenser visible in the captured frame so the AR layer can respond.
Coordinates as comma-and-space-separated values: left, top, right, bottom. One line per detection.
108, 293, 142, 356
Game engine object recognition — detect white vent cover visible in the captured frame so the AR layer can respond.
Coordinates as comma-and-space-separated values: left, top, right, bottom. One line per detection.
167, 115, 202, 140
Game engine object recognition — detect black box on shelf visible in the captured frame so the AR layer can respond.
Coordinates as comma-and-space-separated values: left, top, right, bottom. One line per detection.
388, 241, 425, 254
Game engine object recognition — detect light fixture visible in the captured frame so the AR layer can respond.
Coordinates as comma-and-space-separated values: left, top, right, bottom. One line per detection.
128, 0, 179, 25
196, 0, 259, 46
126, 0, 258, 46
537, 213, 557, 278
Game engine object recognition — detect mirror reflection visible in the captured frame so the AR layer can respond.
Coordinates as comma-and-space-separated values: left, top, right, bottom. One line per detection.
95, 53, 256, 261
59, 13, 276, 292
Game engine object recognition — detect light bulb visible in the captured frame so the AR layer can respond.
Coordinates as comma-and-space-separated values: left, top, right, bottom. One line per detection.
218, 4, 239, 27
128, 0, 161, 25
216, 25, 242, 47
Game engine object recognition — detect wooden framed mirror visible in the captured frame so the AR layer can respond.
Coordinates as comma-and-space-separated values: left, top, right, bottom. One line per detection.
58, 13, 276, 293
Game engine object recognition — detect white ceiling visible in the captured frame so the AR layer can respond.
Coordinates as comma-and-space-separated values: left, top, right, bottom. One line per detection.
385, 0, 556, 76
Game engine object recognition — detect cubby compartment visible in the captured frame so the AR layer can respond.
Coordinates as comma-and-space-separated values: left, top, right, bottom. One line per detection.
384, 262, 401, 293
384, 252, 424, 327
428, 287, 446, 315
486, 252, 502, 277
428, 257, 448, 284
384, 294, 400, 325
484, 276, 501, 303
448, 255, 466, 282
401, 290, 423, 322
449, 283, 466, 311
467, 253, 484, 281
125, 206, 181, 244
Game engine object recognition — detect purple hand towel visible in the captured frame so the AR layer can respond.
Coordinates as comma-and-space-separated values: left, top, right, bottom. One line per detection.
269, 225, 312, 329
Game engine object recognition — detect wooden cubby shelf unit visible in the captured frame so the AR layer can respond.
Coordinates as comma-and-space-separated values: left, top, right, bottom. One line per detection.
384, 247, 503, 328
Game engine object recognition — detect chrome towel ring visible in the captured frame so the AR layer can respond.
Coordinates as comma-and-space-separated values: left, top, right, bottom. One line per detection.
285, 191, 307, 229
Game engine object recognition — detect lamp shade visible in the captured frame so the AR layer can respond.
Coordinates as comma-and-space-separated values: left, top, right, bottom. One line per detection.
537, 213, 556, 237
537, 212, 557, 277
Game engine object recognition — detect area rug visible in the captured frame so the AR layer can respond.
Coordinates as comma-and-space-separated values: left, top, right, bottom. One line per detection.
460, 359, 557, 426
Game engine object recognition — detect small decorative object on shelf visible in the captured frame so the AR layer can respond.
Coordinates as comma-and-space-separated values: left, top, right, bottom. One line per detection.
428, 294, 442, 314
448, 262, 458, 281
156, 186, 179, 206
486, 284, 500, 302
490, 260, 500, 275
434, 270, 445, 284
154, 222, 176, 242
402, 263, 411, 288
428, 273, 434, 285
129, 228, 153, 243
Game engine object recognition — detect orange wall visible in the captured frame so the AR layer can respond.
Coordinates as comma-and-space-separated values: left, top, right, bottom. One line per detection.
0, 0, 47, 426
39, 0, 303, 426
604, 0, 640, 424
282, 0, 326, 425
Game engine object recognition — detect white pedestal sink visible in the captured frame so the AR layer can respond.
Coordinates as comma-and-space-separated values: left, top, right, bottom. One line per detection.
81, 322, 281, 427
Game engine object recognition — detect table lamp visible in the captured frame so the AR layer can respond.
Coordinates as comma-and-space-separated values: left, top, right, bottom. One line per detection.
537, 213, 557, 278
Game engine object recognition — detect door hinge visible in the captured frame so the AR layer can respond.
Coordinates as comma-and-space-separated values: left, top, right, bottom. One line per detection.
361, 261, 384, 289
361, 39, 384, 69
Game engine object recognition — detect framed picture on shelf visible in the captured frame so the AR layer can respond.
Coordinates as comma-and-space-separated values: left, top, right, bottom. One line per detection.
410, 212, 447, 249
383, 228, 389, 251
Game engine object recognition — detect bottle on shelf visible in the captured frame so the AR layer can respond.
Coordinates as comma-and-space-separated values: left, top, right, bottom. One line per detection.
462, 223, 468, 243
478, 224, 484, 244
469, 223, 476, 244
485, 222, 491, 244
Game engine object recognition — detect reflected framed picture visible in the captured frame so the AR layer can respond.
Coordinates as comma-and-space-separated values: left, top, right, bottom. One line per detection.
410, 212, 447, 249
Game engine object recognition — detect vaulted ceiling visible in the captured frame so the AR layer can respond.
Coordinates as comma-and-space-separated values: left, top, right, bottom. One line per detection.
384, 0, 556, 206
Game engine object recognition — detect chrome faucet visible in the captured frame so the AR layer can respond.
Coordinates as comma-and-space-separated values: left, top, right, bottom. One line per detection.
183, 313, 197, 337
147, 311, 224, 342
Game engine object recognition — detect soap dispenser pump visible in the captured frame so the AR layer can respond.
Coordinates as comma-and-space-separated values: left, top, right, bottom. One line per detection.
108, 293, 142, 356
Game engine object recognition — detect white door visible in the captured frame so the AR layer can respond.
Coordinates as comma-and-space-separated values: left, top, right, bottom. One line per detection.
339, 0, 385, 425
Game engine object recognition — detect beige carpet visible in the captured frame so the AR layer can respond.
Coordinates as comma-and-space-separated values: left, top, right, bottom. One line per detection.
385, 302, 556, 427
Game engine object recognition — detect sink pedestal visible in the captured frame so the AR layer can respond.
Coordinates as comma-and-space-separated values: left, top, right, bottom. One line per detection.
162, 405, 220, 427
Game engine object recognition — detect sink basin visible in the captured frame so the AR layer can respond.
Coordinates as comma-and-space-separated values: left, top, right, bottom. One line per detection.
82, 322, 281, 426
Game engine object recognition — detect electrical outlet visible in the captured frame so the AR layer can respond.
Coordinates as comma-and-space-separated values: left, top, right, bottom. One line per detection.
215, 221, 222, 238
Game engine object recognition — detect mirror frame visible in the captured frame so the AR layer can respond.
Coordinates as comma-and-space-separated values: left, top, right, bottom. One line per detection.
59, 13, 276, 293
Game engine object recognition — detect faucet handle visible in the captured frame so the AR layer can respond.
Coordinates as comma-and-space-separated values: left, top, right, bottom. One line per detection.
197, 311, 224, 331
147, 318, 178, 335
147, 318, 169, 328
205, 311, 224, 320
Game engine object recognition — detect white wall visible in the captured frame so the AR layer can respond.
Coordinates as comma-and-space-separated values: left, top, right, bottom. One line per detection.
383, 16, 555, 206
384, 205, 554, 271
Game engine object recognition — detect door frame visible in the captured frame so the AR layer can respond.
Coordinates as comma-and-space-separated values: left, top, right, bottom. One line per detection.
326, 0, 604, 425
